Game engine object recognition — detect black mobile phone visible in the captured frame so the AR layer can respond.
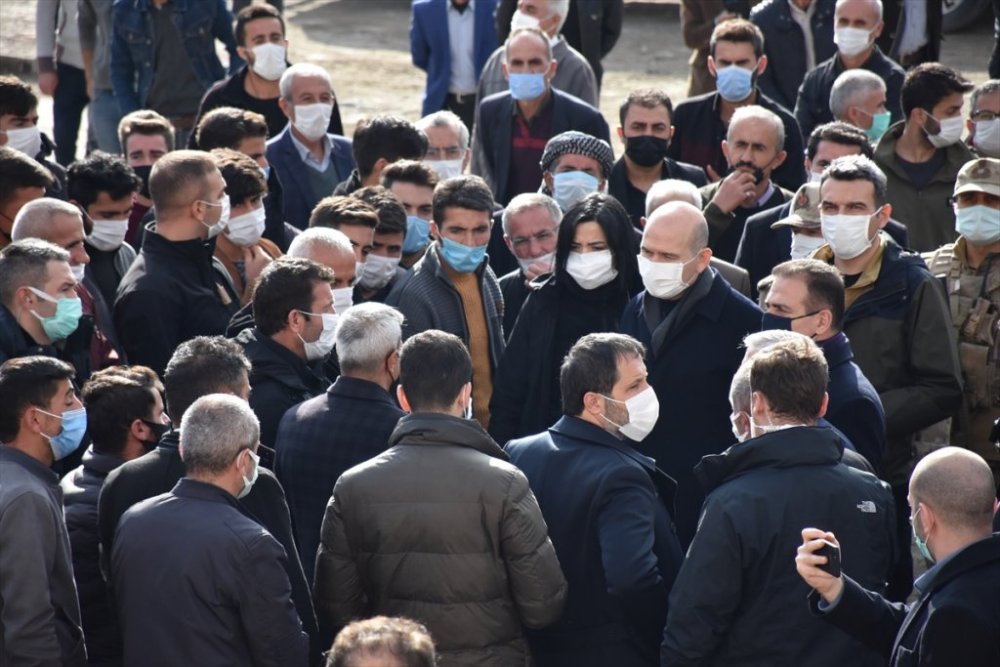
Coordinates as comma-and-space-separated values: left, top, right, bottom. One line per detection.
815, 540, 841, 578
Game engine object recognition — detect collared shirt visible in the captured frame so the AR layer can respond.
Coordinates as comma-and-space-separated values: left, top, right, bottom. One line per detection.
787, 0, 817, 70
507, 94, 554, 203
755, 181, 776, 208
289, 128, 332, 173
447, 0, 477, 94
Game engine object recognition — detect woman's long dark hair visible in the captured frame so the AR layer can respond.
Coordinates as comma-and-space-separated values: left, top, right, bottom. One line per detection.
553, 192, 641, 296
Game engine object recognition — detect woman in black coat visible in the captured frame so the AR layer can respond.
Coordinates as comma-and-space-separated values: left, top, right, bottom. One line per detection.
489, 193, 640, 446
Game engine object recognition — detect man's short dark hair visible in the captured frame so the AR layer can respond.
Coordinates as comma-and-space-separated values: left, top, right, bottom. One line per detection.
118, 109, 175, 154
749, 338, 828, 423
328, 616, 436, 667
234, 2, 285, 46
82, 365, 163, 456
771, 259, 846, 331
821, 154, 888, 206
148, 150, 216, 212
253, 257, 335, 336
0, 75, 38, 118
0, 238, 69, 307
353, 185, 407, 236
560, 333, 646, 416
309, 195, 379, 230
380, 159, 439, 192
901, 63, 974, 118
0, 355, 75, 442
162, 336, 250, 421
710, 18, 764, 59
619, 88, 674, 127
0, 147, 53, 206
806, 122, 873, 161
352, 115, 427, 179
210, 148, 266, 208
431, 175, 495, 226
399, 330, 471, 412
66, 152, 142, 209
196, 107, 269, 151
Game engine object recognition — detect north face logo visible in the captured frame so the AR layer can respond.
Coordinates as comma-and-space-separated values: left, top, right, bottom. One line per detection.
857, 501, 876, 513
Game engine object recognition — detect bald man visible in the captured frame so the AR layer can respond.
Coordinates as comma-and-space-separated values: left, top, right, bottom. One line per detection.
798, 447, 1000, 666
620, 201, 762, 546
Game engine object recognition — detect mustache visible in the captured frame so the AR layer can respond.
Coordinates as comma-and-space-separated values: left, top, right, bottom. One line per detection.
732, 161, 765, 185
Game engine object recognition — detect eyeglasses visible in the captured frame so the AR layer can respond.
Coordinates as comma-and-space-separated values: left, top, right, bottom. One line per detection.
509, 228, 557, 250
425, 146, 465, 160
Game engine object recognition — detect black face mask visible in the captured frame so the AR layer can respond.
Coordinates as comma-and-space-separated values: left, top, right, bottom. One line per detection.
132, 165, 153, 199
141, 419, 170, 449
625, 135, 670, 168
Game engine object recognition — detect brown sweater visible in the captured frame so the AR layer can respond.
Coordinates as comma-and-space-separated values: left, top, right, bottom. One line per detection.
446, 263, 493, 428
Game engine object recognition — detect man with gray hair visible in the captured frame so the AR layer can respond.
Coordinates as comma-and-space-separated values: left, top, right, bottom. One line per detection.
700, 105, 794, 263
111, 394, 309, 667
795, 0, 904, 139
967, 79, 1000, 158
829, 69, 890, 142
266, 63, 355, 230
497, 192, 561, 335
416, 110, 471, 179
275, 302, 406, 582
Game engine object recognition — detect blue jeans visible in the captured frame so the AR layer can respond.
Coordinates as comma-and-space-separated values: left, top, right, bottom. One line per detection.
89, 88, 122, 155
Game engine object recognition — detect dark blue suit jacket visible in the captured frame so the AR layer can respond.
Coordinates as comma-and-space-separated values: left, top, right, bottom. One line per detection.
505, 416, 682, 666
410, 0, 498, 116
266, 125, 354, 230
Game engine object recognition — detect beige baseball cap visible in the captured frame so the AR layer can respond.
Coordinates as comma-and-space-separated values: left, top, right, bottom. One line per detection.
953, 158, 1000, 198
771, 182, 822, 230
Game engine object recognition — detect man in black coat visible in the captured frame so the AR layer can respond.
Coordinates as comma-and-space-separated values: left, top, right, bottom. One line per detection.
798, 446, 1000, 666
661, 337, 896, 666
97, 336, 320, 663
620, 202, 762, 546
111, 394, 308, 667
472, 26, 610, 205
506, 333, 682, 666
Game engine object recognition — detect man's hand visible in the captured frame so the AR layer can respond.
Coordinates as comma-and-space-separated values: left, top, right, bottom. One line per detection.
84, 73, 94, 100
242, 245, 273, 289
711, 170, 757, 214
522, 258, 552, 283
796, 528, 845, 605
38, 71, 58, 96
705, 164, 723, 183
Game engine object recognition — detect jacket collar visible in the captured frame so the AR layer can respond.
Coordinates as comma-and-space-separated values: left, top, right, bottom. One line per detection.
817, 331, 853, 369
171, 477, 241, 507
143, 227, 218, 264
549, 415, 657, 470
81, 445, 128, 476
0, 445, 59, 485
327, 375, 398, 407
390, 412, 509, 461
695, 425, 845, 494
237, 327, 327, 393
875, 120, 974, 187
0, 303, 57, 360
156, 428, 180, 451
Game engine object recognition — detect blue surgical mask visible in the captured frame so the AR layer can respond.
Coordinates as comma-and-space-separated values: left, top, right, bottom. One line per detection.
403, 215, 431, 254
956, 205, 1000, 245
27, 287, 83, 342
715, 65, 754, 102
36, 406, 87, 461
552, 171, 600, 211
439, 236, 487, 273
509, 72, 546, 101
260, 164, 271, 181
911, 506, 934, 563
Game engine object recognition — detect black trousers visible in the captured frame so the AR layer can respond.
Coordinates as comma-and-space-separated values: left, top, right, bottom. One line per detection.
445, 92, 476, 133
53, 62, 89, 166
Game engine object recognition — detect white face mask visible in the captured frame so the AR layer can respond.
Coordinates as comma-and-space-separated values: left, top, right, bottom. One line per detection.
4, 125, 42, 157
425, 158, 464, 180
87, 218, 129, 252
250, 43, 287, 81
637, 254, 695, 300
973, 118, 1000, 157
199, 194, 231, 239
834, 26, 873, 57
821, 209, 880, 260
516, 250, 555, 276
332, 285, 354, 315
565, 249, 617, 290
510, 8, 560, 45
224, 206, 266, 246
298, 311, 338, 361
358, 253, 401, 290
808, 171, 824, 184
237, 448, 260, 499
789, 232, 827, 260
730, 412, 748, 443
599, 386, 660, 442
70, 263, 86, 283
292, 103, 333, 141
924, 113, 965, 148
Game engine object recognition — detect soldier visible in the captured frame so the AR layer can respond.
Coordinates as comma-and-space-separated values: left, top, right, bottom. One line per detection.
923, 157, 1000, 485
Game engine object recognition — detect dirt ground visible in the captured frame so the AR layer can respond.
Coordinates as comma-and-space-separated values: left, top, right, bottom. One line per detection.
1, 0, 996, 155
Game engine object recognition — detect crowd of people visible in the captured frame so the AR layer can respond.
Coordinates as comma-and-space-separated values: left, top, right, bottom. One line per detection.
1, 0, 999, 665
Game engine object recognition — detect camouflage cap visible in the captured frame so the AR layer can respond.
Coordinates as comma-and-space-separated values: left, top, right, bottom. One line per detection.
771, 182, 822, 230
953, 158, 1000, 198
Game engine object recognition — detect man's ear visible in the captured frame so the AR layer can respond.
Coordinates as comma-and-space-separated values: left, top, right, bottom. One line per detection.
501, 62, 510, 81
757, 55, 768, 76
877, 203, 892, 229
707, 55, 717, 78
581, 391, 604, 416
396, 384, 412, 413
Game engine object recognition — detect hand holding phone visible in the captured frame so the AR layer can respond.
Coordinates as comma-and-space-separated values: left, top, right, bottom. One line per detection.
815, 540, 841, 578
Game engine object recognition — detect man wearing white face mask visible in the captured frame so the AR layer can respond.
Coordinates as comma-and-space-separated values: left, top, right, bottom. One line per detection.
662, 337, 895, 665
416, 110, 472, 182
874, 62, 975, 252
267, 63, 355, 230
505, 333, 682, 666
620, 201, 762, 546
967, 79, 1000, 159
234, 258, 333, 451
211, 149, 282, 306
814, 154, 963, 601
0, 75, 67, 200
115, 151, 241, 377
194, 3, 344, 143
795, 0, 904, 140
352, 186, 410, 305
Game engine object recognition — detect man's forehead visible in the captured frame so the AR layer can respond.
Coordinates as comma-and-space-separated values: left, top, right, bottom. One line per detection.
507, 33, 549, 59
729, 118, 777, 145
290, 75, 331, 95
426, 125, 460, 147
713, 40, 756, 60
975, 90, 1000, 111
